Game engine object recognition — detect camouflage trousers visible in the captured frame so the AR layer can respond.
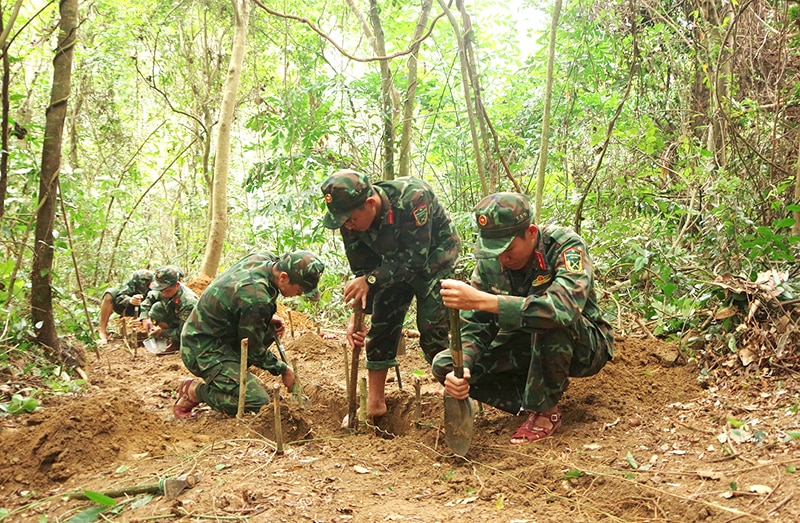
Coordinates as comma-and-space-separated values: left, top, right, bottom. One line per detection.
104, 288, 139, 317
148, 302, 181, 343
432, 315, 612, 414
364, 278, 449, 371
185, 358, 271, 417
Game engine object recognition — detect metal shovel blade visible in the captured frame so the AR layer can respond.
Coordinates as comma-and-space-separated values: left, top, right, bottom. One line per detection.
443, 308, 474, 455
444, 394, 474, 455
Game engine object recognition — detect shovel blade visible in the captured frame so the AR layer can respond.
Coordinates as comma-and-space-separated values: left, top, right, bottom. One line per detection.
444, 395, 474, 455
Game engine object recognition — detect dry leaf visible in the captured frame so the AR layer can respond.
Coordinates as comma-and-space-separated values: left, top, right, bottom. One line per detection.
353, 465, 370, 474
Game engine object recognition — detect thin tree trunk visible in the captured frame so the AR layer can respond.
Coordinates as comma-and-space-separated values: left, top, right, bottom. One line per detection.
794, 131, 800, 238
535, 0, 561, 223
398, 0, 432, 179
32, 0, 78, 353
198, 0, 249, 278
437, 0, 486, 195
455, 0, 494, 187
368, 0, 395, 180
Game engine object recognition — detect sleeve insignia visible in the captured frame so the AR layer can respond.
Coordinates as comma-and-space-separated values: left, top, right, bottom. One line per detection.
412, 204, 429, 226
563, 247, 583, 273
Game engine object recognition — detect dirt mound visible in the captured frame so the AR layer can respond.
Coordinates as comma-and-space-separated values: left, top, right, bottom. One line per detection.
1, 313, 798, 522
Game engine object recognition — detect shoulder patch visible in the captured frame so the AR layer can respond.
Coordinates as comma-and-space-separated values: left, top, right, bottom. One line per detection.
563, 247, 583, 273
412, 204, 429, 227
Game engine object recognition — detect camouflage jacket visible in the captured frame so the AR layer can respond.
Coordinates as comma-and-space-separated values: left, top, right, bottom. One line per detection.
339, 177, 460, 297
140, 283, 199, 340
112, 270, 153, 310
461, 224, 614, 367
181, 251, 286, 375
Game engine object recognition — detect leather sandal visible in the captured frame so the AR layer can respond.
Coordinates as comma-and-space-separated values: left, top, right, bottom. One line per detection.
510, 410, 562, 444
173, 378, 199, 419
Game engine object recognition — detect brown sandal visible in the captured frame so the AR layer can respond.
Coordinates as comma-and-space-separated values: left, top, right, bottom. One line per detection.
510, 410, 562, 444
173, 378, 199, 419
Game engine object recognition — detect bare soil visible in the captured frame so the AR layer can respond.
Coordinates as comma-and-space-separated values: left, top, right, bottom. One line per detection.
1, 305, 799, 523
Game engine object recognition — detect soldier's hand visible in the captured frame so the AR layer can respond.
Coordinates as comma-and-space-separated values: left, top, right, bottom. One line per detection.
282, 366, 296, 391
150, 325, 163, 338
270, 315, 286, 338
440, 278, 499, 314
444, 367, 470, 400
142, 318, 154, 332
343, 276, 369, 310
347, 317, 366, 350
130, 295, 143, 306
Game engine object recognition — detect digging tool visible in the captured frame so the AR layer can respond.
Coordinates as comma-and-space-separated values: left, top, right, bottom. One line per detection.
270, 325, 311, 408
348, 304, 365, 430
443, 308, 474, 456
67, 473, 198, 500
394, 337, 404, 390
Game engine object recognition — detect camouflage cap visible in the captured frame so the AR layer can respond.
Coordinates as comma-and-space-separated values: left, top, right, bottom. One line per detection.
132, 269, 154, 283
320, 169, 373, 229
278, 251, 325, 301
473, 192, 532, 259
150, 266, 184, 291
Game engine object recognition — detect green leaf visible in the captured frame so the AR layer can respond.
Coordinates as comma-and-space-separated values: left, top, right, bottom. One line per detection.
727, 417, 745, 428
82, 491, 117, 506
67, 505, 108, 523
625, 451, 639, 469
785, 465, 796, 473
0, 508, 9, 521
564, 469, 583, 479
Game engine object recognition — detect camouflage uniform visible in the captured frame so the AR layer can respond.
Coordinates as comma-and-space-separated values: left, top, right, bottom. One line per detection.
180, 251, 324, 416
432, 192, 614, 414
103, 269, 153, 316
321, 170, 461, 370
140, 266, 199, 344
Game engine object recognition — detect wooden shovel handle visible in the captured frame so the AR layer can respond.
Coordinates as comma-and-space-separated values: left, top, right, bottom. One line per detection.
449, 308, 464, 379
348, 304, 365, 429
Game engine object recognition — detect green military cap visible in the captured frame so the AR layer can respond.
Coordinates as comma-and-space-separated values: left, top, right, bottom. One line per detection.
278, 251, 325, 301
473, 192, 532, 258
150, 266, 184, 291
133, 269, 154, 283
320, 169, 373, 229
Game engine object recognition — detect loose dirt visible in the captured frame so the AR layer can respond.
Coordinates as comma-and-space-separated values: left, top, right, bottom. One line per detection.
1, 305, 798, 522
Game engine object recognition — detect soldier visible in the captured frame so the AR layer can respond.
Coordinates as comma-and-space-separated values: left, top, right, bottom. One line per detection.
97, 269, 154, 343
320, 169, 460, 422
140, 266, 199, 353
173, 250, 324, 419
432, 192, 614, 443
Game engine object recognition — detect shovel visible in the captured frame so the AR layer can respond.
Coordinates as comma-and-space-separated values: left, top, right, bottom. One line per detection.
270, 325, 311, 408
443, 308, 474, 455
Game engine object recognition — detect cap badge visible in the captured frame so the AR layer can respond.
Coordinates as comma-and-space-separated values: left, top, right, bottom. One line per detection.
324, 193, 333, 203
478, 215, 488, 227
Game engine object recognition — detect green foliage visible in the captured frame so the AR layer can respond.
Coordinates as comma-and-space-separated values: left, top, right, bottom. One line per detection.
1, 392, 39, 416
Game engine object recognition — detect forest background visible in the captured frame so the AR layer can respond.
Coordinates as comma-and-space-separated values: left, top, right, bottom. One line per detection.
0, 0, 799, 396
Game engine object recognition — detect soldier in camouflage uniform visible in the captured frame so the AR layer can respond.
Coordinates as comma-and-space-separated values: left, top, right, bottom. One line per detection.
97, 269, 154, 343
173, 251, 324, 419
432, 192, 613, 443
140, 266, 199, 353
320, 169, 460, 421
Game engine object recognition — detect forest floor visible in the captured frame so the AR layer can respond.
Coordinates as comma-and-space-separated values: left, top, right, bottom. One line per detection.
1, 303, 799, 523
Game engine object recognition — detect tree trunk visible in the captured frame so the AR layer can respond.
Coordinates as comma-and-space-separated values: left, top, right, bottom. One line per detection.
32, 0, 78, 352
456, 0, 494, 187
534, 0, 561, 223
438, 0, 486, 195
198, 0, 249, 278
398, 0, 432, 179
368, 0, 395, 180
